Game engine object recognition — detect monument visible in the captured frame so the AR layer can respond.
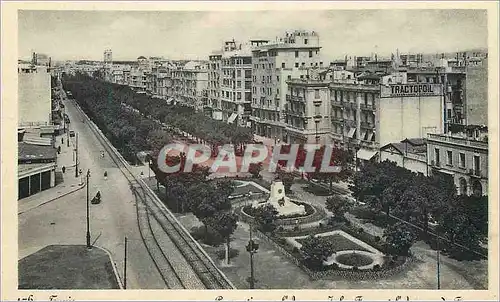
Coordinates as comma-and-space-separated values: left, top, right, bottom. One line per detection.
252, 180, 306, 216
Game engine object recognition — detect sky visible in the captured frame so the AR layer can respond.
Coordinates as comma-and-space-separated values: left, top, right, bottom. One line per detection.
18, 9, 488, 62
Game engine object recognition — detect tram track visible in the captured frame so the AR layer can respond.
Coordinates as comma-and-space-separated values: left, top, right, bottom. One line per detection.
69, 98, 235, 289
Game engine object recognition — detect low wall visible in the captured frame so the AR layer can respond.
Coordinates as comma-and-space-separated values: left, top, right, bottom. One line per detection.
254, 229, 413, 281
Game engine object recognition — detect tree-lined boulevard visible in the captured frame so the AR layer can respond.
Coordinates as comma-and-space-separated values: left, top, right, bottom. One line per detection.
19, 73, 487, 290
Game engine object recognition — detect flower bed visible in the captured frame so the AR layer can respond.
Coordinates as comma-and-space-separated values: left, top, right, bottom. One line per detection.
295, 233, 370, 253
257, 229, 412, 281
336, 252, 374, 267
239, 199, 327, 227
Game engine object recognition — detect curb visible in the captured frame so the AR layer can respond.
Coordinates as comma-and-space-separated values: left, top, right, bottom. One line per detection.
93, 245, 124, 290
18, 182, 86, 215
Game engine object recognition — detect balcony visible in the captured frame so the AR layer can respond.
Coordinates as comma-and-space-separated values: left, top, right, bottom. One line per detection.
331, 100, 343, 107
360, 103, 375, 111
287, 110, 305, 118
468, 169, 482, 178
286, 94, 305, 102
331, 116, 344, 123
427, 133, 488, 151
431, 160, 441, 168
360, 121, 375, 129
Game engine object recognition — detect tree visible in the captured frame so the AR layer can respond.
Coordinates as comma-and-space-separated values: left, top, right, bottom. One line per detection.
248, 162, 262, 179
306, 146, 353, 192
383, 222, 417, 256
299, 235, 334, 269
325, 195, 352, 222
277, 168, 295, 194
253, 203, 279, 233
437, 194, 488, 260
205, 212, 239, 265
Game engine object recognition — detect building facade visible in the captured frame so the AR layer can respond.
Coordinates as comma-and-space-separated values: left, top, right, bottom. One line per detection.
18, 65, 52, 128
251, 30, 324, 141
171, 61, 208, 111
426, 126, 488, 196
207, 52, 223, 120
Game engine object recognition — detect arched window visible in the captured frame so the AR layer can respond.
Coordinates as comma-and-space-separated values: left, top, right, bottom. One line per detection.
459, 178, 468, 195
472, 180, 483, 197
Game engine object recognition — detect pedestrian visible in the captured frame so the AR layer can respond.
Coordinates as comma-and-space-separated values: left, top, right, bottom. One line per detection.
62, 166, 66, 173
79, 168, 82, 175
57, 146, 61, 154
61, 137, 64, 144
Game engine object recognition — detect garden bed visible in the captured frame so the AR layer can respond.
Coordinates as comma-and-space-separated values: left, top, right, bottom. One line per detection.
336, 253, 374, 267
295, 234, 370, 253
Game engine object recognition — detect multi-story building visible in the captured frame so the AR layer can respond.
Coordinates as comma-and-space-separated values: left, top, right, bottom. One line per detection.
251, 30, 324, 141
406, 67, 467, 132
172, 61, 208, 110
104, 49, 113, 64
427, 125, 488, 196
18, 64, 52, 128
284, 69, 330, 144
220, 41, 254, 127
207, 51, 223, 119
284, 66, 468, 164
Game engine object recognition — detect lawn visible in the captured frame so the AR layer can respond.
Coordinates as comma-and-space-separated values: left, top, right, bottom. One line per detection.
19, 245, 120, 289
296, 234, 370, 253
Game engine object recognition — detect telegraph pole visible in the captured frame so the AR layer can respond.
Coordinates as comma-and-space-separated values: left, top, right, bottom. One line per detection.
67, 123, 70, 147
75, 133, 79, 177
124, 236, 128, 289
437, 229, 441, 289
86, 169, 91, 249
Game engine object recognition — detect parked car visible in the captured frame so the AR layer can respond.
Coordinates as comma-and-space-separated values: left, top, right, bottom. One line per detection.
69, 130, 75, 137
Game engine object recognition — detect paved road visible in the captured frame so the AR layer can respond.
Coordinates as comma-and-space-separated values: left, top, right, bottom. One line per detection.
19, 90, 166, 289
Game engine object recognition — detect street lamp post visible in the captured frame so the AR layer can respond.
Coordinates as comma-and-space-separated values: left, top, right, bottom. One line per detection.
124, 236, 128, 289
75, 133, 79, 177
86, 169, 91, 249
437, 229, 441, 289
246, 221, 259, 289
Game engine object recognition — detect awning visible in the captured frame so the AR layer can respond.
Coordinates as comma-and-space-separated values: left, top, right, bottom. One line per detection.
357, 148, 378, 160
435, 169, 455, 176
360, 130, 367, 141
347, 127, 356, 138
367, 131, 374, 141
228, 113, 238, 124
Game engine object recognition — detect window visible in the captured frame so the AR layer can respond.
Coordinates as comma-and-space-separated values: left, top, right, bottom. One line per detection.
295, 51, 299, 58
315, 89, 320, 99
447, 109, 452, 119
282, 62, 286, 68
435, 148, 440, 165
245, 81, 252, 89
277, 76, 280, 81
295, 62, 299, 68
245, 70, 251, 78
237, 81, 241, 88
277, 88, 280, 94
237, 92, 242, 100
447, 150, 453, 166
474, 155, 480, 172
309, 51, 313, 58
460, 153, 466, 168
237, 70, 241, 77
304, 39, 308, 45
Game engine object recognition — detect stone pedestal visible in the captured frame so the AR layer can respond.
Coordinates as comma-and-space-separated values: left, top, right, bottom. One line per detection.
253, 181, 306, 216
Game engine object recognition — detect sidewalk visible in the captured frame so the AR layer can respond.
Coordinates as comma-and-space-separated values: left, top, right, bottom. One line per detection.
18, 133, 84, 215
